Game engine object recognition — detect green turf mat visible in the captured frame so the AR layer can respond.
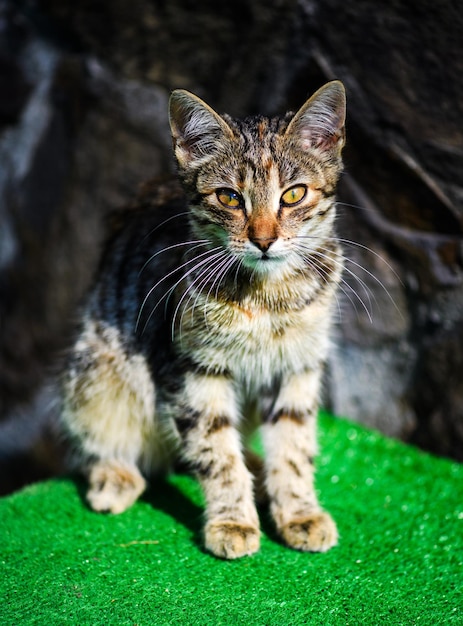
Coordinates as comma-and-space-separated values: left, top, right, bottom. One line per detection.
1, 413, 462, 625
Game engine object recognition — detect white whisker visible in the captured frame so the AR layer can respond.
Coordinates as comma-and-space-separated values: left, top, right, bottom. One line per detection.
204, 254, 237, 320
136, 246, 222, 334
172, 250, 231, 341
295, 234, 402, 321
161, 248, 227, 337
294, 246, 345, 320
294, 241, 374, 323
177, 258, 227, 337
312, 249, 375, 322
138, 240, 210, 276
334, 237, 404, 287
135, 211, 190, 250
296, 234, 402, 286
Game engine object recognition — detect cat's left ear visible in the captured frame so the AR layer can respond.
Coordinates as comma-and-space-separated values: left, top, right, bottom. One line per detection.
169, 90, 233, 168
285, 81, 346, 154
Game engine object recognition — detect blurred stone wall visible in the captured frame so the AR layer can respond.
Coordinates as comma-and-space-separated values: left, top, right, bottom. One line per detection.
1, 0, 462, 491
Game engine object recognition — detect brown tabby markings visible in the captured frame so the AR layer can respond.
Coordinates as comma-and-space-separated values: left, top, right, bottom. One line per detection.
270, 408, 310, 425
61, 81, 346, 559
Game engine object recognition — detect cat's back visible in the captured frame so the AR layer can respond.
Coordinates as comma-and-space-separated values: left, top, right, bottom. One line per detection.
87, 178, 189, 332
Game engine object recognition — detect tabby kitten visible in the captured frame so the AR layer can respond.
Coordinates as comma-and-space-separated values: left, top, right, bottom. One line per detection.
61, 81, 346, 559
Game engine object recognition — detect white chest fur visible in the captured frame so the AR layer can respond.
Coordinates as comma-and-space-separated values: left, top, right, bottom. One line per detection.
178, 290, 334, 388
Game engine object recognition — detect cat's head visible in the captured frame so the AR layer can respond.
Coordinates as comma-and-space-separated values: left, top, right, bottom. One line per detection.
168, 82, 345, 278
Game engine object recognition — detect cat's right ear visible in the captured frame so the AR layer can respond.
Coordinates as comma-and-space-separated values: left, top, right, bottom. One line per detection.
285, 81, 346, 155
169, 90, 233, 168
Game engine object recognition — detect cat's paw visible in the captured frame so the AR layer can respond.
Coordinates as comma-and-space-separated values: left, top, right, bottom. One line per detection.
87, 461, 146, 514
279, 511, 338, 552
205, 521, 260, 559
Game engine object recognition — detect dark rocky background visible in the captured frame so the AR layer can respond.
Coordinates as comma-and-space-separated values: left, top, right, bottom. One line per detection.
1, 0, 462, 493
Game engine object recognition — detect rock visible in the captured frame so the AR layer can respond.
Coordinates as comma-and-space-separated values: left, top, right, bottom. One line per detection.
1, 0, 463, 489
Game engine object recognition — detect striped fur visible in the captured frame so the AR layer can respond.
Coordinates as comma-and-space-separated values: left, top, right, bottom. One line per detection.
61, 81, 346, 559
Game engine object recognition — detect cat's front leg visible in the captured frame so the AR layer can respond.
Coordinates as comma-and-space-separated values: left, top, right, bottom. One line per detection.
262, 368, 338, 552
173, 373, 260, 559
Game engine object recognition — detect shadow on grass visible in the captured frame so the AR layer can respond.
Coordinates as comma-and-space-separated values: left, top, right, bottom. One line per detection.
142, 474, 204, 550
146, 474, 286, 557
72, 469, 284, 557
257, 502, 284, 548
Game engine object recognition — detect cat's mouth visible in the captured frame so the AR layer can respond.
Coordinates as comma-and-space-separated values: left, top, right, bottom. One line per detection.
240, 247, 289, 271
258, 251, 287, 263
252, 252, 288, 269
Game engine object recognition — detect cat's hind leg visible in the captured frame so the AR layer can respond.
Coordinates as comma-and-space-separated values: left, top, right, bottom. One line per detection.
61, 320, 157, 514
87, 460, 146, 514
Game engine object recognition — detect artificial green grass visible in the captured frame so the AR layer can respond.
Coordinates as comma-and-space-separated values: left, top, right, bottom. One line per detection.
1, 413, 462, 625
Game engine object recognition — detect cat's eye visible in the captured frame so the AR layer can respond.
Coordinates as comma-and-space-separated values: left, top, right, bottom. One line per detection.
281, 185, 307, 206
216, 189, 243, 209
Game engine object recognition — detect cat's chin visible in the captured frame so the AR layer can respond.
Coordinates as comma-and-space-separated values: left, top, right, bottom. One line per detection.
241, 254, 295, 280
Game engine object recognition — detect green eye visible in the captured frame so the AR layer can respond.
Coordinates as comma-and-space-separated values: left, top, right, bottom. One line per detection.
217, 189, 242, 208
281, 185, 307, 206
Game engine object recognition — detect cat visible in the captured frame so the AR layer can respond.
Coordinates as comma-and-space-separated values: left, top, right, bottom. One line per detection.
60, 80, 346, 559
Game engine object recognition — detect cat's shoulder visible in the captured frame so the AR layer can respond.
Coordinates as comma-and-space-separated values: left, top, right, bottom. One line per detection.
106, 176, 186, 237
132, 176, 185, 211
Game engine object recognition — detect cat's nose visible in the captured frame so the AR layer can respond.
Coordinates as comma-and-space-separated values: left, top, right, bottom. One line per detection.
250, 236, 277, 253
